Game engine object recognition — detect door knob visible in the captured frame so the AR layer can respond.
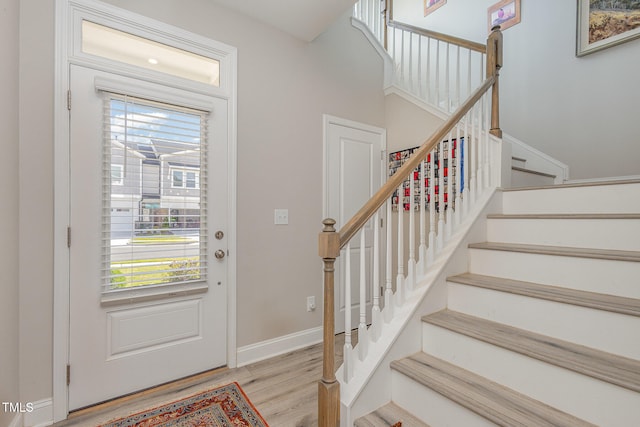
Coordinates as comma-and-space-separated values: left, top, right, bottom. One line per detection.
214, 249, 226, 259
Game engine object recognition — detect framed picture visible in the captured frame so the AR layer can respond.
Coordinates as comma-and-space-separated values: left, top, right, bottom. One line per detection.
424, 0, 446, 17
577, 0, 640, 56
488, 0, 521, 32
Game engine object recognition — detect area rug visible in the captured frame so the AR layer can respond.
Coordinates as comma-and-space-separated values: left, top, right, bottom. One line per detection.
99, 382, 269, 427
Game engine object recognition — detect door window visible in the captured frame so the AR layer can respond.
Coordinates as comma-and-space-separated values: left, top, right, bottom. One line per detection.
103, 95, 208, 291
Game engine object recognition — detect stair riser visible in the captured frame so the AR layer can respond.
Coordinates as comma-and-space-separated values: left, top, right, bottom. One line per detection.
486, 218, 640, 251
390, 370, 497, 427
468, 248, 640, 299
422, 323, 640, 427
502, 183, 640, 214
447, 283, 640, 359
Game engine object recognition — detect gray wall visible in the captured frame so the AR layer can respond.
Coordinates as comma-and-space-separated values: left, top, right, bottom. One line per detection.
0, 0, 20, 424
394, 0, 640, 179
15, 0, 385, 405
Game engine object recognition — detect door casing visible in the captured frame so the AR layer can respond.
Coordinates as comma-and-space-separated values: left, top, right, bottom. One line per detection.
53, 0, 237, 421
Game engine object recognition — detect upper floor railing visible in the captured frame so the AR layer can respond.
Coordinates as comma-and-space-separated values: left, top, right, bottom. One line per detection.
354, 0, 489, 114
318, 2, 504, 424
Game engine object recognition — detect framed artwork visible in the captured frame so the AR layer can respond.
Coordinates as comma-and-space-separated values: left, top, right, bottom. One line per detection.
487, 0, 521, 32
424, 0, 446, 17
577, 0, 640, 56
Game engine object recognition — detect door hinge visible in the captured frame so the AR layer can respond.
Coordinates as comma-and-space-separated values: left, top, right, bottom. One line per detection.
67, 90, 72, 111
67, 226, 71, 248
66, 364, 71, 386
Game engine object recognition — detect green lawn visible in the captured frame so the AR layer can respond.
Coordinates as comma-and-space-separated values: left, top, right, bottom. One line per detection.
111, 257, 200, 288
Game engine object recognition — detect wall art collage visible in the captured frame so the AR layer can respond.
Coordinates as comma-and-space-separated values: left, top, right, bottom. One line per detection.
389, 138, 464, 212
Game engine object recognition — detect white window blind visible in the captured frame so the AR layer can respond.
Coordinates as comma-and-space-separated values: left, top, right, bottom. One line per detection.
102, 94, 209, 292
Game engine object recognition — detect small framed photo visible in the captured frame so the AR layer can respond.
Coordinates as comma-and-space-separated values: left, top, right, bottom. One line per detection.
577, 0, 640, 56
488, 0, 521, 33
424, 0, 446, 17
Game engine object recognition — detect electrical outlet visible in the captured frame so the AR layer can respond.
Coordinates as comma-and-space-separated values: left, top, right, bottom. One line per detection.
306, 296, 316, 312
274, 209, 289, 225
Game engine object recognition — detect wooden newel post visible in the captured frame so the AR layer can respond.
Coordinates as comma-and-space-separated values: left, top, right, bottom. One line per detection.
318, 218, 340, 427
487, 25, 503, 138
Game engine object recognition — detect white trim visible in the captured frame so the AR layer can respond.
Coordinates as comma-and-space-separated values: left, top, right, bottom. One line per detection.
236, 327, 324, 367
23, 398, 53, 427
53, 0, 238, 420
8, 414, 22, 427
565, 175, 640, 184
384, 85, 449, 121
350, 17, 394, 90
503, 133, 570, 183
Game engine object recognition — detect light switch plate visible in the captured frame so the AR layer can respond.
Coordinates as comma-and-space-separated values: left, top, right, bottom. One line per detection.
274, 209, 289, 225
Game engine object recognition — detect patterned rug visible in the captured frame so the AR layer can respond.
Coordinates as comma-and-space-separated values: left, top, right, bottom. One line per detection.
98, 382, 269, 426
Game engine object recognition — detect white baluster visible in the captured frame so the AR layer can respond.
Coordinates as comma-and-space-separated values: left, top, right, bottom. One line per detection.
445, 131, 453, 239
435, 40, 440, 109
344, 242, 353, 382
469, 105, 478, 205
463, 114, 470, 217
408, 33, 414, 93
477, 97, 485, 192
456, 45, 461, 110
467, 50, 472, 106
418, 36, 423, 101
384, 199, 394, 322
426, 37, 432, 104
418, 159, 427, 276
371, 211, 382, 341
445, 43, 450, 112
427, 149, 436, 264
483, 92, 491, 189
400, 30, 406, 90
407, 166, 416, 292
454, 124, 462, 227
396, 182, 405, 306
437, 140, 445, 251
358, 230, 368, 361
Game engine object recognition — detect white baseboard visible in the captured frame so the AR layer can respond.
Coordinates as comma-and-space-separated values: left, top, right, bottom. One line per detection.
8, 413, 23, 427
564, 174, 640, 184
23, 398, 53, 427
236, 326, 323, 367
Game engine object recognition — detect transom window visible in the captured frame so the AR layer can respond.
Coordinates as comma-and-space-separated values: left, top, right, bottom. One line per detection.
82, 20, 220, 86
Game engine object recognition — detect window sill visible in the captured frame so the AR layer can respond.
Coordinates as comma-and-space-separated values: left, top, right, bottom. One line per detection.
101, 282, 208, 307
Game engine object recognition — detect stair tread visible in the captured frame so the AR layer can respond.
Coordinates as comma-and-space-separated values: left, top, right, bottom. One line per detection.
422, 310, 640, 392
486, 213, 640, 220
355, 402, 431, 427
501, 178, 640, 192
469, 241, 640, 262
447, 273, 640, 317
392, 352, 596, 427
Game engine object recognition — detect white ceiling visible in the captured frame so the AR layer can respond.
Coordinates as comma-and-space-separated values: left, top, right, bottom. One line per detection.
211, 0, 357, 42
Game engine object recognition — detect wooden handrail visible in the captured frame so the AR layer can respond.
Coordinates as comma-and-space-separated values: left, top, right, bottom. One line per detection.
338, 74, 495, 248
384, 0, 486, 53
318, 11, 503, 425
389, 21, 487, 53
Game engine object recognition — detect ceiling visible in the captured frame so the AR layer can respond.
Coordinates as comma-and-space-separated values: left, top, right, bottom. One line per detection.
211, 0, 358, 42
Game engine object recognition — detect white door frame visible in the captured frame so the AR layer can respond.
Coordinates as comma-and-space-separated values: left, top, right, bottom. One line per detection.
322, 114, 387, 332
53, 0, 237, 421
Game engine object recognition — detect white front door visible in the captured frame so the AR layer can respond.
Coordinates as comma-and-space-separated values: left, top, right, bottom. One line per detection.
323, 116, 386, 334
68, 65, 229, 410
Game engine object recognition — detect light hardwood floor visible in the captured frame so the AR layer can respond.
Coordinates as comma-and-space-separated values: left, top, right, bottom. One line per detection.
54, 334, 352, 427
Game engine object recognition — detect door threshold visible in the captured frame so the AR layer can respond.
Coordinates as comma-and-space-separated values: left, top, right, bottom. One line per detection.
68, 366, 228, 420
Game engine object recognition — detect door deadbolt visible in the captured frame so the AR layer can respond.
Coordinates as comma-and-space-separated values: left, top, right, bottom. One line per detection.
214, 249, 226, 259
215, 230, 224, 240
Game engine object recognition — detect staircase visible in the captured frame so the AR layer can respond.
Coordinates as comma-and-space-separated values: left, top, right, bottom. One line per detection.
355, 180, 640, 426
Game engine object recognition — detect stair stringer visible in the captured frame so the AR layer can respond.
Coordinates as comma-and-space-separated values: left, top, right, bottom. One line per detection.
339, 188, 504, 426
